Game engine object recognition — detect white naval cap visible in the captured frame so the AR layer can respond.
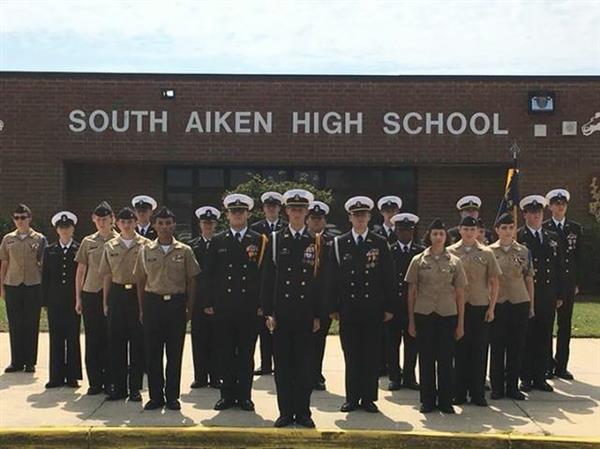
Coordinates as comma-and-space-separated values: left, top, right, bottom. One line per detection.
260, 191, 284, 205
308, 201, 330, 216
283, 189, 314, 207
546, 188, 570, 204
456, 195, 482, 211
131, 195, 158, 211
519, 195, 547, 211
194, 206, 221, 221
223, 193, 254, 210
51, 211, 78, 227
391, 212, 419, 227
377, 195, 402, 211
344, 196, 374, 213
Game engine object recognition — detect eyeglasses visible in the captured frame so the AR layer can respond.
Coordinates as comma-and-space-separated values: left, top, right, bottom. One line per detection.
13, 215, 29, 221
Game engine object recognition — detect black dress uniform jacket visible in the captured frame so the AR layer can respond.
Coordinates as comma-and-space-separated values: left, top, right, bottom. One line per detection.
42, 241, 83, 383
136, 225, 157, 240
250, 218, 288, 236
373, 224, 398, 244
517, 226, 565, 383
328, 231, 397, 323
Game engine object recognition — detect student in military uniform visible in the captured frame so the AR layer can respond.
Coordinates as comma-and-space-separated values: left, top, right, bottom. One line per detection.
99, 207, 149, 402
373, 196, 402, 377
543, 188, 582, 380
75, 201, 118, 395
448, 196, 495, 244
306, 200, 332, 392
261, 190, 325, 428
449, 216, 502, 407
250, 191, 287, 376
132, 195, 158, 240
328, 196, 396, 414
134, 207, 200, 411
190, 206, 221, 389
386, 213, 424, 391
203, 194, 265, 412
0, 204, 47, 373
42, 211, 82, 388
489, 212, 534, 401
517, 195, 565, 393
406, 218, 467, 414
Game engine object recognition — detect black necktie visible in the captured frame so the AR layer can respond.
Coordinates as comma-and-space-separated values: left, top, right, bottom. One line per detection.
403, 245, 409, 254
140, 228, 145, 237
357, 235, 364, 246
535, 231, 542, 245
557, 223, 563, 234
270, 223, 275, 232
295, 232, 301, 240
235, 232, 242, 242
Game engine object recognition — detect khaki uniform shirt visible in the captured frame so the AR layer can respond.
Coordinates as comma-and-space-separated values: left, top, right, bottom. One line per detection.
489, 240, 534, 304
0, 229, 47, 286
99, 233, 150, 285
75, 230, 119, 293
448, 240, 502, 306
134, 238, 200, 295
405, 247, 467, 317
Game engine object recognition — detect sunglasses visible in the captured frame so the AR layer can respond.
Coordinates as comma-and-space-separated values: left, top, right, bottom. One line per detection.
13, 215, 30, 221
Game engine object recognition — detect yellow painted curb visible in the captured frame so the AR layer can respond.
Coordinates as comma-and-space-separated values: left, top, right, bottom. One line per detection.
0, 427, 598, 449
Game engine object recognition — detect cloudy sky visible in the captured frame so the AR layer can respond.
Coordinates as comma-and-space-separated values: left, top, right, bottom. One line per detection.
1, 0, 599, 75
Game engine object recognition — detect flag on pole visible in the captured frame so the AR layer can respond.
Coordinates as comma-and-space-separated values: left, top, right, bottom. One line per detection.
495, 146, 520, 226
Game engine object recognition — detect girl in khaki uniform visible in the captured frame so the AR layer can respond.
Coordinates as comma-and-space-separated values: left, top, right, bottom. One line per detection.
0, 204, 47, 373
489, 212, 534, 400
448, 216, 502, 407
406, 218, 467, 414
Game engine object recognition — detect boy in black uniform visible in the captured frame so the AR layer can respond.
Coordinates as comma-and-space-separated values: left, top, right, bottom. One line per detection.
251, 191, 286, 376
42, 211, 82, 388
261, 189, 325, 428
543, 189, 583, 380
204, 194, 266, 412
328, 196, 396, 414
190, 206, 221, 389
386, 213, 423, 391
517, 195, 565, 393
306, 200, 332, 392
132, 195, 158, 240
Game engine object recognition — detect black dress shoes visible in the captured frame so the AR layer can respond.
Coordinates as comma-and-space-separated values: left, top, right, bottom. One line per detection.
361, 401, 379, 413
402, 381, 420, 391
555, 370, 574, 380
340, 401, 359, 412
45, 381, 64, 389
4, 364, 24, 373
533, 381, 554, 392
166, 400, 181, 410
190, 380, 208, 389
419, 403, 435, 413
274, 415, 294, 428
388, 381, 401, 391
214, 398, 236, 410
239, 399, 255, 411
295, 415, 316, 428
507, 390, 526, 401
24, 365, 35, 373
66, 380, 79, 388
87, 386, 103, 395
144, 399, 165, 410
128, 390, 142, 402
438, 404, 456, 414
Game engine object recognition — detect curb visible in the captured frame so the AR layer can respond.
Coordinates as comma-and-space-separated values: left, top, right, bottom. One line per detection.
0, 427, 599, 449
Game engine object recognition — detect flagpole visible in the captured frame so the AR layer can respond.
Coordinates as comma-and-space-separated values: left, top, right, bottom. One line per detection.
509, 142, 521, 226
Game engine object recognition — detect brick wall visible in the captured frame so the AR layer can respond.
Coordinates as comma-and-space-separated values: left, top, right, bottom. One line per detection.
1, 73, 598, 235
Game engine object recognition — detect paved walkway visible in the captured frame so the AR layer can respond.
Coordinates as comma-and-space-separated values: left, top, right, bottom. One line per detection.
0, 334, 599, 438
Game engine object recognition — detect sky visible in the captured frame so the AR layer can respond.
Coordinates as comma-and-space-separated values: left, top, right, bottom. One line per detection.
1, 0, 599, 75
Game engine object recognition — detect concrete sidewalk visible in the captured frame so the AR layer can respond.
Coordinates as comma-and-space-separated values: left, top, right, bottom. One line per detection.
0, 333, 599, 439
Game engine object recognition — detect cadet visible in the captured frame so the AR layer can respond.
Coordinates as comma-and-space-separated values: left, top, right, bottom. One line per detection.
132, 195, 158, 240
261, 189, 324, 428
134, 207, 200, 411
204, 194, 265, 412
1, 204, 47, 373
42, 211, 82, 388
190, 206, 221, 389
99, 207, 148, 402
386, 213, 424, 391
489, 212, 534, 400
251, 191, 287, 376
374, 196, 402, 244
517, 195, 565, 393
373, 195, 402, 377
449, 216, 501, 406
75, 201, 118, 395
329, 196, 396, 414
306, 200, 332, 392
543, 188, 582, 380
406, 218, 467, 414
448, 196, 495, 244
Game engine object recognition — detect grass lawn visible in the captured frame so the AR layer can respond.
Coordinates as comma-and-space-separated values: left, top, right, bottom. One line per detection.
0, 295, 599, 337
